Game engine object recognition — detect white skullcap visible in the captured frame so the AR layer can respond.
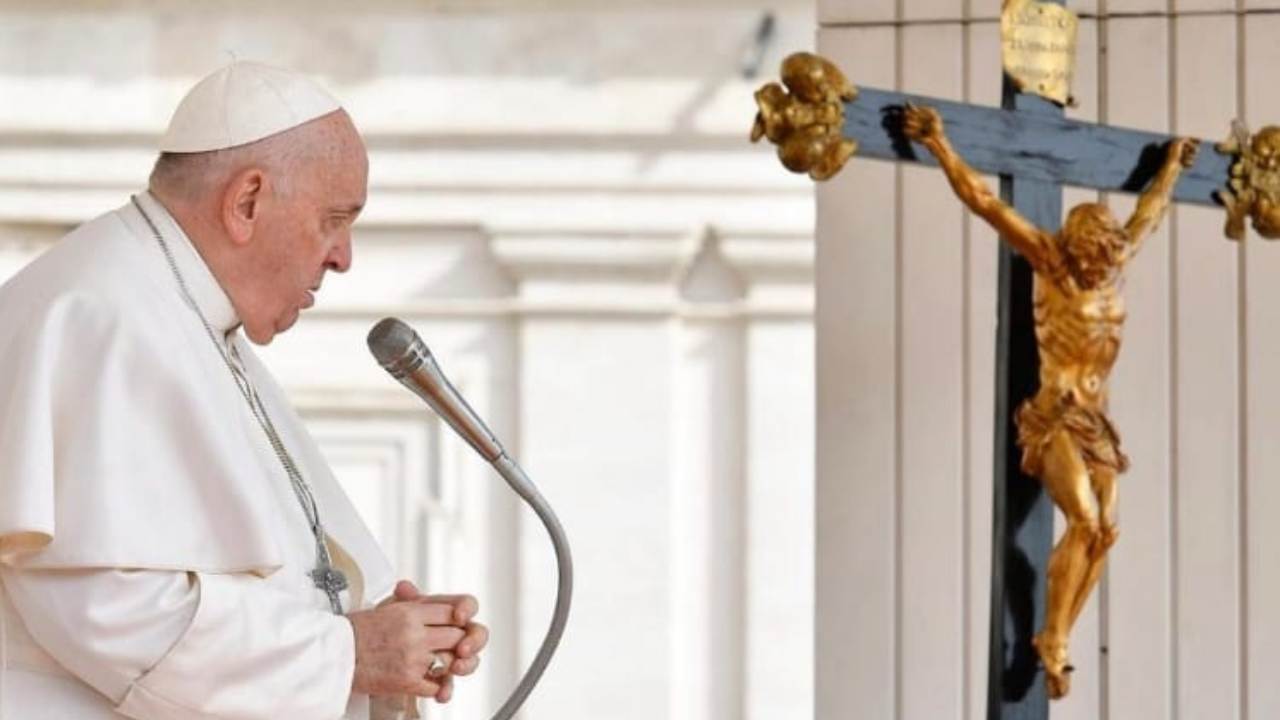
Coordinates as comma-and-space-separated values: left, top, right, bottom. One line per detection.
158, 61, 342, 153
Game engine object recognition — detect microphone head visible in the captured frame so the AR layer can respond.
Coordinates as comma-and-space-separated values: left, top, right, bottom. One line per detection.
367, 317, 421, 367
366, 317, 506, 462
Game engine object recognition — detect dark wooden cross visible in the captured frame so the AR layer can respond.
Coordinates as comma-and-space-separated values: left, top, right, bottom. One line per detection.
755, 2, 1235, 718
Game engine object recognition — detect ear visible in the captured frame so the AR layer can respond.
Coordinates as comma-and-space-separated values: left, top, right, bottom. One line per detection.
220, 167, 267, 247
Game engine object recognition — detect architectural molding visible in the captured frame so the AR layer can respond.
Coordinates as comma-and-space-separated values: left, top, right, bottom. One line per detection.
676, 227, 748, 303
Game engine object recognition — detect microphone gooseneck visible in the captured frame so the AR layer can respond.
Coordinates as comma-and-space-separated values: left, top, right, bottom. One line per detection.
367, 318, 573, 720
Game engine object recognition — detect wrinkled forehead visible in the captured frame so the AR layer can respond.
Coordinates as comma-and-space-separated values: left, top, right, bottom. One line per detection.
290, 111, 368, 200
304, 110, 366, 164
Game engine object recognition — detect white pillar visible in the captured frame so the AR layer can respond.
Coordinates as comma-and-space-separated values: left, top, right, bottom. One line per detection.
669, 229, 747, 720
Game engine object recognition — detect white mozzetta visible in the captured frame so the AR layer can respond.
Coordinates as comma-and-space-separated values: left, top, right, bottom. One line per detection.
0, 194, 396, 718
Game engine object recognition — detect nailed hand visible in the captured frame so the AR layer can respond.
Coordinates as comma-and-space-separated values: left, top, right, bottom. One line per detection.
1173, 137, 1200, 169
902, 103, 944, 143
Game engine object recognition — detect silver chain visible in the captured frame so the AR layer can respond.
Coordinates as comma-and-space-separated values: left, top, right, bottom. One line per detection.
131, 195, 347, 614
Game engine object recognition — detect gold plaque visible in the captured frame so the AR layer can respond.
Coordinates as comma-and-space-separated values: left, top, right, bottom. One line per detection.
1001, 0, 1078, 105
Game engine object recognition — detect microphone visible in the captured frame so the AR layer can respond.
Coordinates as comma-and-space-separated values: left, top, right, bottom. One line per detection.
367, 317, 503, 462
366, 317, 572, 720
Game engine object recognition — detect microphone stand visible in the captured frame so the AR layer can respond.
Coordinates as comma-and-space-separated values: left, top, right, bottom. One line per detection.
367, 318, 573, 720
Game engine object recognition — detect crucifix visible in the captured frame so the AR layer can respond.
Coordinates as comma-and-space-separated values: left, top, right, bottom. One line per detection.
749, 2, 1280, 718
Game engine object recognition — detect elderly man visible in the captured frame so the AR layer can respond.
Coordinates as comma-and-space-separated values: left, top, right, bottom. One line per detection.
0, 62, 486, 719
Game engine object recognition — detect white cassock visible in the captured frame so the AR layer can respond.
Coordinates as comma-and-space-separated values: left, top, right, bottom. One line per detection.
0, 192, 403, 719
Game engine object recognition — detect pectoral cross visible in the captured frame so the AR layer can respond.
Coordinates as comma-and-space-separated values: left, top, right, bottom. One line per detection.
311, 564, 350, 615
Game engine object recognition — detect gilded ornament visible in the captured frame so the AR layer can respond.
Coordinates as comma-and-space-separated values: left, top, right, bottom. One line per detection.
1216, 120, 1280, 240
750, 52, 858, 181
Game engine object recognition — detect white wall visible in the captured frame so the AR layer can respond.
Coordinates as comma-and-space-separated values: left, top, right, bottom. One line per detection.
816, 2, 1280, 719
0, 3, 816, 719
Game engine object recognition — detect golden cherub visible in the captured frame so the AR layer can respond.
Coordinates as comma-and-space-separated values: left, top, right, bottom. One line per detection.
1216, 120, 1280, 240
750, 52, 858, 181
901, 103, 1198, 699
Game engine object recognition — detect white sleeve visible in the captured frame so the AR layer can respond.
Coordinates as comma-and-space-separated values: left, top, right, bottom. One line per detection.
0, 568, 355, 720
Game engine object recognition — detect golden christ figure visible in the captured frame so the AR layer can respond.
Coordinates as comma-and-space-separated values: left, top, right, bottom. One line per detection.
901, 104, 1199, 699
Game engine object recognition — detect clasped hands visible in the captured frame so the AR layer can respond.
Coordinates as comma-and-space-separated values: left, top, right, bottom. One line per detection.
348, 580, 489, 704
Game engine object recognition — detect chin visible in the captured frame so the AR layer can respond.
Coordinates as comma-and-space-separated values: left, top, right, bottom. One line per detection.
243, 323, 277, 346
277, 310, 302, 335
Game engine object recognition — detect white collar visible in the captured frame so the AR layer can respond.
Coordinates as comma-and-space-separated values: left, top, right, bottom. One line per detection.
131, 191, 241, 336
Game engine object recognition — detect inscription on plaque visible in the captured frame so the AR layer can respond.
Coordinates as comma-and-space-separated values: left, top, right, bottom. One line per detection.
1002, 0, 1078, 106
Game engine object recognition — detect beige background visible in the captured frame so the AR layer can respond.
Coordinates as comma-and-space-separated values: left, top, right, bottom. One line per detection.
816, 1, 1280, 719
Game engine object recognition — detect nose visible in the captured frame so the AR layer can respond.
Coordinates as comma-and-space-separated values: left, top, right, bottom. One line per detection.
326, 233, 353, 274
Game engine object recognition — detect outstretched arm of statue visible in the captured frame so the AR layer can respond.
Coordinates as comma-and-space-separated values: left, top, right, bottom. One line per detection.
1125, 137, 1199, 247
901, 103, 1056, 270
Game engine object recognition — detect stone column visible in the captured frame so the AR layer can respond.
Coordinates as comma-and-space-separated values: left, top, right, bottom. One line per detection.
669, 229, 747, 720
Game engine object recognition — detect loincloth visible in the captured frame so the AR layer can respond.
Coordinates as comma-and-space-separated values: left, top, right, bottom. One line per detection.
1015, 394, 1130, 476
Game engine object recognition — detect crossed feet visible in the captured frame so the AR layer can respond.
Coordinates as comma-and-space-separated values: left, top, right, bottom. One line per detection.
1032, 633, 1074, 700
